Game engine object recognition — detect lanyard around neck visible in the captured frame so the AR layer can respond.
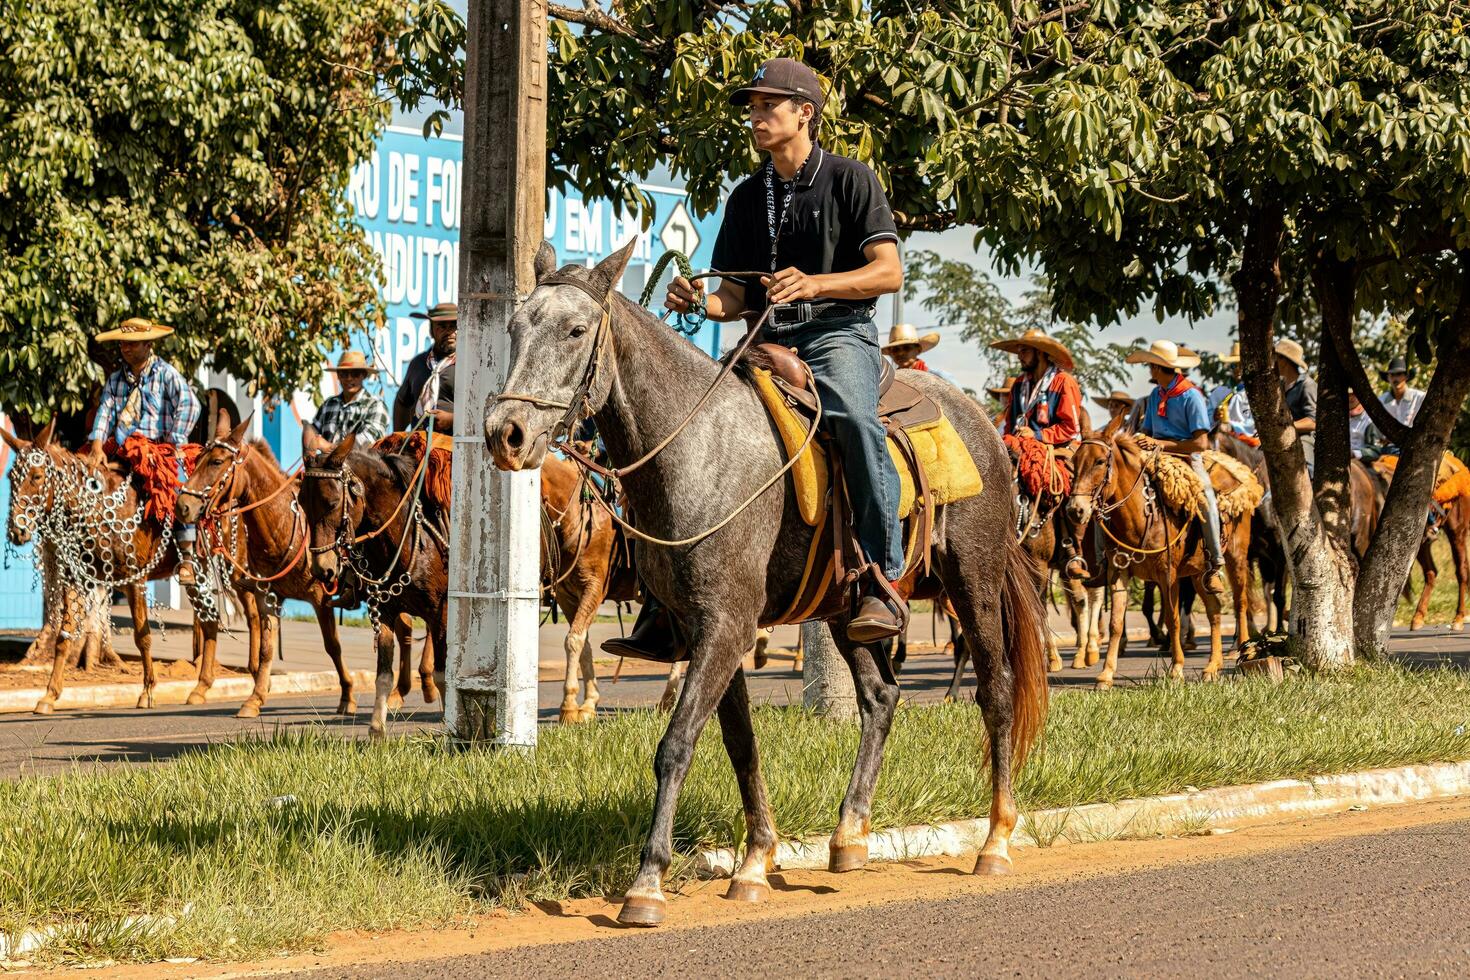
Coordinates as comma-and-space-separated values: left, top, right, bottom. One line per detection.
763, 152, 811, 274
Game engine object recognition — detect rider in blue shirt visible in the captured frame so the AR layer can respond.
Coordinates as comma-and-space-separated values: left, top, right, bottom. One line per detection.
1127, 340, 1225, 595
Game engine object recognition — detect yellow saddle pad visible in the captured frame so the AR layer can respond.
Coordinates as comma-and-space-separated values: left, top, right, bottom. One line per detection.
749, 367, 983, 527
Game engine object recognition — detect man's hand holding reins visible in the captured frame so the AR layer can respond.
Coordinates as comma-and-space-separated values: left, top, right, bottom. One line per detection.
763, 266, 822, 305
665, 275, 705, 315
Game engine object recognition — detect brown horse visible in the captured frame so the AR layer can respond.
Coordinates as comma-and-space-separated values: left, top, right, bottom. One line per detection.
541, 452, 638, 721
300, 431, 447, 738
1066, 417, 1252, 686
3, 424, 235, 713
1405, 484, 1467, 632
178, 415, 427, 717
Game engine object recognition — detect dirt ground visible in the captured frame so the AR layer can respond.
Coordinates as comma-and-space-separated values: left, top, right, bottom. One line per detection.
0, 656, 243, 691
37, 793, 1470, 979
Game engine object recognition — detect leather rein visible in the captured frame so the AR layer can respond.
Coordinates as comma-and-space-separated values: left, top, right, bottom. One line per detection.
185, 440, 311, 584
496, 269, 827, 549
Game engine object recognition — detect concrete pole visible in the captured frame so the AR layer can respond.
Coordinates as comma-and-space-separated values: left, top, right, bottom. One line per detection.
444, 0, 548, 746
800, 621, 857, 720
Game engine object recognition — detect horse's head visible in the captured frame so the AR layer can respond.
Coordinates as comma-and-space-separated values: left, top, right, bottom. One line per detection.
484, 239, 637, 471
177, 413, 252, 524
300, 428, 361, 584
1066, 414, 1126, 528
3, 421, 56, 546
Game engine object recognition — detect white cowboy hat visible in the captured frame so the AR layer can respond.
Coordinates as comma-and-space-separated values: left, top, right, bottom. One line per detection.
990, 328, 1075, 372
881, 323, 940, 354
1274, 338, 1309, 372
1126, 339, 1199, 371
95, 316, 174, 343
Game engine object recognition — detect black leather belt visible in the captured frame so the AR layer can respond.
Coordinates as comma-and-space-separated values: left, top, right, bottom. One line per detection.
768, 301, 875, 326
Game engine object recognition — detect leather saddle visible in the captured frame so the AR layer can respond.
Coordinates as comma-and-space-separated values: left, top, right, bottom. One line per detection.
739, 342, 950, 630
746, 343, 942, 431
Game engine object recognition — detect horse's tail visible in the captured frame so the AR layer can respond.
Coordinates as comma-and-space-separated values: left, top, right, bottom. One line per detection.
1002, 532, 1049, 768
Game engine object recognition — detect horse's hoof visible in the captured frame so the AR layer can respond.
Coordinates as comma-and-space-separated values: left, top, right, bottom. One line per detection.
337, 699, 356, 716
186, 691, 207, 706
236, 702, 261, 719
1070, 658, 1087, 670
368, 725, 386, 743
1410, 618, 1426, 631
828, 842, 868, 873
942, 694, 955, 704
724, 879, 770, 903
32, 700, 54, 716
136, 692, 155, 710
578, 705, 598, 723
1202, 669, 1220, 683
1452, 621, 1465, 633
1047, 658, 1063, 673
421, 681, 440, 704
1095, 677, 1115, 691
558, 707, 582, 724
617, 894, 666, 927
386, 692, 404, 712
973, 853, 1013, 876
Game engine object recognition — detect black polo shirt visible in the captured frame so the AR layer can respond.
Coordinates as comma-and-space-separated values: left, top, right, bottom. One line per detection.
710, 147, 899, 312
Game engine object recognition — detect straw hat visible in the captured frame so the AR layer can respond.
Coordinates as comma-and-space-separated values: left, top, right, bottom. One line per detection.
1092, 389, 1136, 411
95, 316, 174, 343
882, 323, 940, 354
988, 377, 1015, 398
1274, 338, 1309, 372
989, 328, 1075, 372
324, 350, 378, 375
411, 302, 458, 322
1219, 341, 1242, 364
1126, 339, 1199, 371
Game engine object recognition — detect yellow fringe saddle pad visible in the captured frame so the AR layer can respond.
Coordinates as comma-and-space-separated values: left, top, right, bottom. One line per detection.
1376, 451, 1470, 504
749, 367, 983, 526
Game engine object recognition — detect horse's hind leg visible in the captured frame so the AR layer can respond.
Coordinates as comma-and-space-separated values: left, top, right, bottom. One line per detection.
1064, 577, 1089, 670
388, 614, 412, 711
1096, 569, 1129, 689
826, 635, 900, 874
368, 623, 397, 740
1197, 583, 1224, 681
1412, 540, 1437, 630
1450, 518, 1469, 631
658, 662, 685, 713
943, 630, 967, 702
34, 590, 85, 715
237, 596, 274, 719
716, 668, 778, 904
620, 616, 749, 927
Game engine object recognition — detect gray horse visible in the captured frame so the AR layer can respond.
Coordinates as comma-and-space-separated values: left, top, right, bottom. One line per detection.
484, 240, 1047, 927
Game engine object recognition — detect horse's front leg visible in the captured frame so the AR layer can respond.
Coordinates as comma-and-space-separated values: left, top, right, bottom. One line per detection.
128, 584, 157, 709
1096, 568, 1130, 689
1162, 577, 1185, 681
620, 615, 749, 927
826, 632, 900, 874
716, 667, 779, 904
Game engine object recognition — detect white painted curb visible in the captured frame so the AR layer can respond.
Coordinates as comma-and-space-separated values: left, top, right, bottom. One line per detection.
0, 669, 377, 714
693, 759, 1470, 877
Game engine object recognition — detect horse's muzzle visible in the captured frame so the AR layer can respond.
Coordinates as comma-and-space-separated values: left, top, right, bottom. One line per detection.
1065, 495, 1093, 527
309, 549, 340, 584
484, 402, 549, 471
176, 496, 201, 525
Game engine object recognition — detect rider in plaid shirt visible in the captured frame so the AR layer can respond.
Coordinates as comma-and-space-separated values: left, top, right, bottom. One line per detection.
314, 350, 389, 444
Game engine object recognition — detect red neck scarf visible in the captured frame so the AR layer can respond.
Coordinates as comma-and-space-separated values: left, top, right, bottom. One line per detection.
1156, 372, 1195, 417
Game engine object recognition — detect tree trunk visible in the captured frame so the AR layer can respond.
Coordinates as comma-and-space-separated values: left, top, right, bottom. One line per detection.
1352, 251, 1470, 658
1235, 204, 1357, 671
801, 621, 856, 720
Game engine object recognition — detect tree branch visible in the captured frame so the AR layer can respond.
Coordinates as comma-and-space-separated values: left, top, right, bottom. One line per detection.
1315, 254, 1412, 445
1017, 2, 1091, 32
894, 209, 958, 231
548, 3, 642, 41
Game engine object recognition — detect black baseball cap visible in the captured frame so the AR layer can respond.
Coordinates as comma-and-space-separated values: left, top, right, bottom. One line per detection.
729, 57, 825, 110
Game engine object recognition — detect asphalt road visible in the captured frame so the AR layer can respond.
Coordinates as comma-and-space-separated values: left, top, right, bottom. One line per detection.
296, 814, 1470, 979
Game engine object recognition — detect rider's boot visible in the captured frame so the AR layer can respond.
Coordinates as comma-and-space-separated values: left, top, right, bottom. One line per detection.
1191, 454, 1226, 596
601, 592, 685, 663
176, 540, 198, 587
848, 579, 903, 643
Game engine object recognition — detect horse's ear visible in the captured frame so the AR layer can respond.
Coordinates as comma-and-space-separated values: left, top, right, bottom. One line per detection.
588, 239, 637, 297
228, 413, 252, 447
35, 419, 55, 450
534, 241, 558, 283
326, 431, 356, 465
1102, 412, 1125, 441
302, 422, 329, 456
0, 428, 21, 452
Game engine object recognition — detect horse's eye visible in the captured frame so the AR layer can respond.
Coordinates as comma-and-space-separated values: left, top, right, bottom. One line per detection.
570, 323, 589, 338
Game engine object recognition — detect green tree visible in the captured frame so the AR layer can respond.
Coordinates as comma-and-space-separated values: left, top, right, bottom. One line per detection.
904, 249, 1136, 398
0, 0, 405, 424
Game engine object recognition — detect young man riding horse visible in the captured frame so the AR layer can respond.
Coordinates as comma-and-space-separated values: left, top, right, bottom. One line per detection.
394, 302, 457, 434
315, 351, 390, 444
611, 56, 907, 653
1127, 339, 1226, 595
85, 317, 202, 584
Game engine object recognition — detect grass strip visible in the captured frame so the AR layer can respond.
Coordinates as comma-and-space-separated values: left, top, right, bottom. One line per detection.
3, 664, 1469, 964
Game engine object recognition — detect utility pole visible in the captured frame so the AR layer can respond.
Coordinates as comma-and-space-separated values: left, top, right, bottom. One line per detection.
444, 0, 548, 746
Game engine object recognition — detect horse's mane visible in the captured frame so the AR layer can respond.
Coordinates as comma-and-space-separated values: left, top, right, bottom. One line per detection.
247, 437, 281, 470
377, 449, 418, 490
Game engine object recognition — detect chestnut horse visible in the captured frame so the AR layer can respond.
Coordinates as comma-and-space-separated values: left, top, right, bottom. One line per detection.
1066, 417, 1252, 687
484, 242, 1047, 926
300, 432, 447, 738
177, 415, 425, 717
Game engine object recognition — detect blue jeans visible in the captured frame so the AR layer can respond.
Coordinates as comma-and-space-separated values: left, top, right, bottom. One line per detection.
764, 315, 904, 580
